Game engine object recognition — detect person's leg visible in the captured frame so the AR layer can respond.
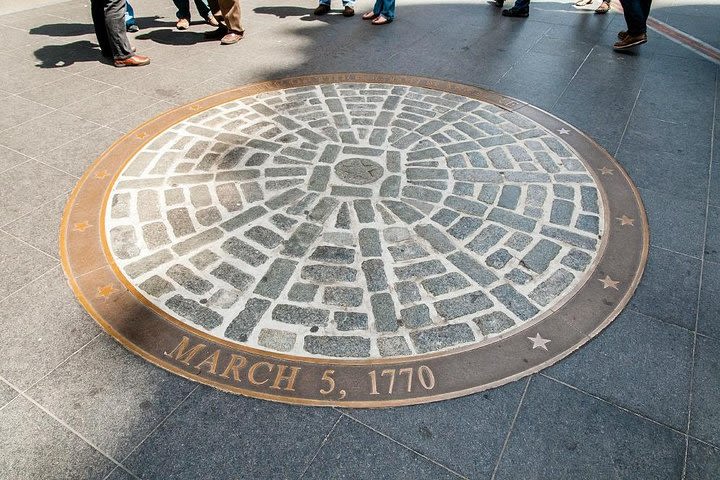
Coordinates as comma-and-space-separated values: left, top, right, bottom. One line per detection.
104, 0, 134, 59
619, 0, 646, 35
194, 0, 212, 18
173, 0, 192, 19
380, 0, 395, 20
91, 0, 112, 57
502, 0, 529, 17
218, 0, 242, 33
641, 0, 652, 21
125, 1, 135, 25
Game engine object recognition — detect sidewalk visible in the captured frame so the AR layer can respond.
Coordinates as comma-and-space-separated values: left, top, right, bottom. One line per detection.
0, 0, 718, 478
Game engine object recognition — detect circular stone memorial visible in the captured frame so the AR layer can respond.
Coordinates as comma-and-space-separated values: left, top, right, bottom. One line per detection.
61, 74, 648, 407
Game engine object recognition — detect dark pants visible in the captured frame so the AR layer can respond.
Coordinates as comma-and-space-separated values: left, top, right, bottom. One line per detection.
619, 0, 652, 35
172, 0, 212, 20
91, 0, 133, 60
513, 0, 529, 8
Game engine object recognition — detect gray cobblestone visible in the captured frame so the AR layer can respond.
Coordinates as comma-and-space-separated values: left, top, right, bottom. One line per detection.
553, 184, 574, 200
335, 202, 351, 229
522, 239, 561, 274
422, 272, 470, 296
335, 312, 368, 331
281, 222, 322, 257
323, 286, 364, 307
164, 188, 184, 206
258, 329, 296, 352
166, 295, 223, 329
410, 323, 475, 353
225, 298, 272, 341
167, 264, 213, 295
304, 336, 370, 357
358, 228, 381, 257
189, 250, 219, 270
220, 205, 268, 232
301, 264, 357, 283
447, 252, 499, 286
172, 227, 223, 256
452, 169, 503, 183
167, 207, 195, 237
402, 185, 443, 203
491, 284, 539, 321
137, 190, 161, 222
239, 182, 264, 203
580, 186, 600, 214
474, 311, 515, 335
400, 304, 432, 328
266, 188, 305, 209
288, 282, 319, 302
362, 259, 388, 292
415, 224, 455, 254
486, 248, 513, 269
561, 248, 592, 271
254, 258, 298, 299
529, 268, 575, 306
550, 199, 574, 226
498, 185, 521, 210
505, 232, 532, 251
434, 291, 493, 320
395, 260, 446, 280
540, 225, 597, 251
466, 224, 508, 255
388, 242, 429, 262
487, 208, 537, 233
211, 262, 254, 291
208, 289, 240, 309
431, 208, 460, 227
576, 214, 599, 234
273, 304, 330, 326
371, 293, 398, 332
222, 237, 268, 267
245, 225, 284, 249
310, 246, 356, 264
377, 337, 412, 356
526, 185, 547, 207
382, 200, 424, 224
271, 214, 297, 231
445, 195, 488, 217
138, 275, 174, 298
110, 226, 140, 259
195, 207, 222, 227
505, 268, 533, 285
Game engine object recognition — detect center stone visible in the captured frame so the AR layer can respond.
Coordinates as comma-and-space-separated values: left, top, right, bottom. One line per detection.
334, 158, 385, 185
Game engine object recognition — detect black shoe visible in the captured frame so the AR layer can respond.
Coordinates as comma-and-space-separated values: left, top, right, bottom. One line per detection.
204, 26, 228, 39
492, 0, 505, 6
502, 6, 529, 17
314, 4, 331, 15
343, 5, 355, 16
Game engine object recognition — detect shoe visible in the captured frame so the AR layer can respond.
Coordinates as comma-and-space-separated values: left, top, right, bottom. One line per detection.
176, 18, 190, 30
594, 1, 610, 13
205, 13, 219, 26
114, 55, 150, 67
613, 32, 647, 50
220, 31, 243, 45
204, 26, 228, 39
617, 30, 628, 40
314, 4, 331, 15
371, 14, 392, 24
492, 0, 504, 6
362, 10, 378, 19
126, 24, 139, 32
343, 6, 355, 16
502, 6, 529, 17
574, 0, 592, 5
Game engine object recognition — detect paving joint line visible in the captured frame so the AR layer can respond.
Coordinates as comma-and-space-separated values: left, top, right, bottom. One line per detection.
296, 411, 344, 480
0, 263, 61, 305
340, 411, 469, 479
681, 63, 718, 480
0, 187, 70, 231
490, 375, 532, 480
0, 227, 62, 262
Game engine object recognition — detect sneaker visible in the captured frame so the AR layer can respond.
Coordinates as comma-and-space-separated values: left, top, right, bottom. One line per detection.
126, 24, 139, 32
176, 18, 190, 30
613, 32, 647, 50
502, 6, 529, 17
343, 5, 355, 16
314, 4, 331, 15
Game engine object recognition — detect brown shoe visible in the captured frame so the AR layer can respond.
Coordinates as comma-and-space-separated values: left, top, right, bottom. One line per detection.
220, 32, 243, 45
594, 1, 610, 13
204, 26, 228, 39
617, 30, 628, 40
314, 4, 331, 15
343, 6, 355, 16
114, 55, 150, 67
613, 32, 647, 50
176, 18, 190, 30
205, 13, 219, 26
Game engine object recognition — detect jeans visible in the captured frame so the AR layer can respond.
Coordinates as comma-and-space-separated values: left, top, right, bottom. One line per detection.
511, 0, 530, 9
173, 0, 212, 20
125, 1, 136, 26
372, 0, 394, 18
91, 0, 134, 60
319, 0, 356, 7
619, 0, 652, 35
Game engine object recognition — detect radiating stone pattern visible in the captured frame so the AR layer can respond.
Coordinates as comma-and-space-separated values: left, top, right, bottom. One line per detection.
105, 83, 604, 359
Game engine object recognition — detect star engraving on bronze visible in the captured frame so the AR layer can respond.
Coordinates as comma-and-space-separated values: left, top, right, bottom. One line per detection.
136, 132, 149, 139
72, 221, 92, 232
96, 284, 117, 300
558, 128, 570, 135
188, 105, 202, 111
528, 333, 551, 351
94, 170, 110, 180
599, 275, 620, 290
616, 215, 635, 226
599, 167, 614, 175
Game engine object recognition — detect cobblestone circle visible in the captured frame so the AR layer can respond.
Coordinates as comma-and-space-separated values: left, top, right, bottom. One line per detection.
105, 83, 605, 359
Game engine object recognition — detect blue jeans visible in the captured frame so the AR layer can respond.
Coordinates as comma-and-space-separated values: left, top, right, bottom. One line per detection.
319, 0, 355, 6
125, 1, 136, 26
173, 0, 212, 20
511, 0, 529, 9
619, 0, 652, 35
372, 0, 395, 19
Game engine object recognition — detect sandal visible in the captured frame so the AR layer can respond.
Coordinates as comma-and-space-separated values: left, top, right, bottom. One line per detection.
371, 14, 392, 25
574, 0, 592, 5
594, 1, 610, 13
362, 11, 378, 20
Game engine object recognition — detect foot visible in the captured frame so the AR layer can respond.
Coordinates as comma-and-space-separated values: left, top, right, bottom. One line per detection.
314, 4, 331, 15
617, 30, 628, 40
343, 6, 355, 16
205, 13, 219, 26
502, 6, 529, 17
204, 26, 228, 39
594, 1, 610, 13
220, 31, 243, 45
176, 18, 190, 30
362, 10, 378, 19
574, 0, 592, 5
126, 24, 139, 33
492, 0, 504, 6
371, 14, 392, 24
613, 32, 647, 50
114, 55, 150, 67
